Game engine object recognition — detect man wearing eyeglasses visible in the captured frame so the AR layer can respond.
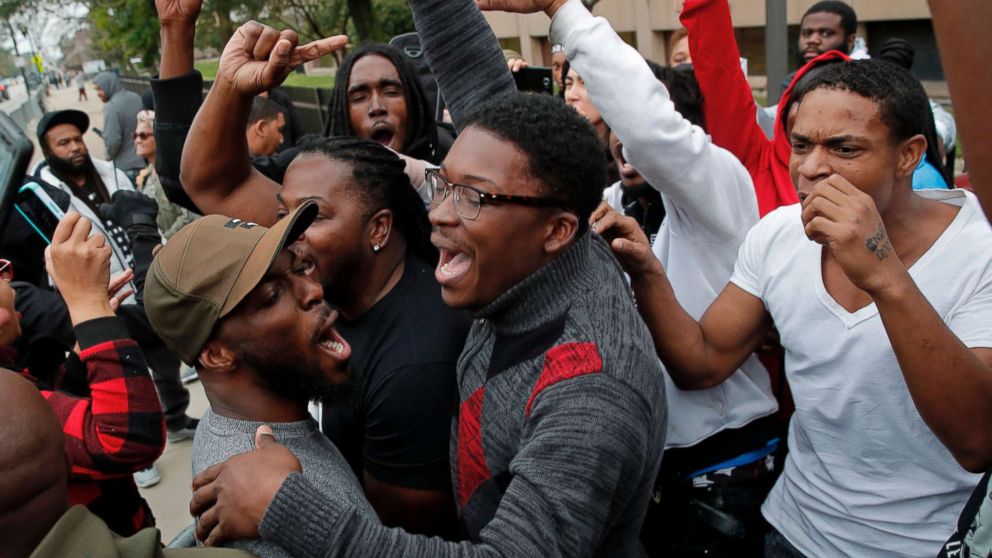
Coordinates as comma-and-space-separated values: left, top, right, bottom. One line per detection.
189, 90, 667, 556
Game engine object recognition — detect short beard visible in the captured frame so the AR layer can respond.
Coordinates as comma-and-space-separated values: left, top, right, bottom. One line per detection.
234, 310, 357, 407
46, 153, 89, 176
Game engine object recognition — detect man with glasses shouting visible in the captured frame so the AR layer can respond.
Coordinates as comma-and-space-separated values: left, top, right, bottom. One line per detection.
189, 91, 668, 556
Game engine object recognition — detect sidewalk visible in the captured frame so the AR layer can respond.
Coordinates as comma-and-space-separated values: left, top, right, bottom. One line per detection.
30, 82, 209, 543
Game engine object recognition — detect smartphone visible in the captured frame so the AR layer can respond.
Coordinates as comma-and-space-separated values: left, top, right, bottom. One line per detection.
0, 111, 33, 232
15, 182, 70, 244
514, 67, 554, 96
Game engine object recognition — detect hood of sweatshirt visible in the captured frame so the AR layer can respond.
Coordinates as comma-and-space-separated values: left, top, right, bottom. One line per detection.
92, 72, 120, 99
773, 50, 852, 155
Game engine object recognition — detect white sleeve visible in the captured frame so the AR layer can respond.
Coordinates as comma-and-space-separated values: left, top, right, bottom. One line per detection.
948, 273, 992, 349
728, 217, 769, 299
551, 0, 758, 241
930, 99, 957, 151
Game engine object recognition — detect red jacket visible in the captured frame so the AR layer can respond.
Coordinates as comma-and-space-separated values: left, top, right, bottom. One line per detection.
681, 0, 850, 216
3, 316, 165, 536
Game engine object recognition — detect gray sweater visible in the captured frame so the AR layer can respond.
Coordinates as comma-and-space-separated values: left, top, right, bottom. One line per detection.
192, 409, 374, 557
258, 233, 668, 557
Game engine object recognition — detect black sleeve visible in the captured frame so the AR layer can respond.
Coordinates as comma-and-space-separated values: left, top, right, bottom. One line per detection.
151, 71, 205, 213
362, 363, 457, 491
251, 147, 299, 185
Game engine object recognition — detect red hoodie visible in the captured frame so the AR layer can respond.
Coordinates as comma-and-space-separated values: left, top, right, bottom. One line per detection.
681, 0, 851, 216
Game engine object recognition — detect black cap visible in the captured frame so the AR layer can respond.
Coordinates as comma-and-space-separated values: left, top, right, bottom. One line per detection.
36, 110, 89, 140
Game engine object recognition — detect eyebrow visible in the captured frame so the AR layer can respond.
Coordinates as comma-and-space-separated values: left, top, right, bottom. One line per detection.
791, 133, 864, 146
347, 79, 403, 94
438, 165, 499, 188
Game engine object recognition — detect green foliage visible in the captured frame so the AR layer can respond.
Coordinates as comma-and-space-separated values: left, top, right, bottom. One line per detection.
194, 58, 334, 88
89, 0, 162, 70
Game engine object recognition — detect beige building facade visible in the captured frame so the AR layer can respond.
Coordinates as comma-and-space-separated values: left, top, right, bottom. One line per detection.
484, 0, 938, 80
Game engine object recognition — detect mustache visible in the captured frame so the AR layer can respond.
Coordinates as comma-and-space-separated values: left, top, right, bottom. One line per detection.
309, 303, 333, 345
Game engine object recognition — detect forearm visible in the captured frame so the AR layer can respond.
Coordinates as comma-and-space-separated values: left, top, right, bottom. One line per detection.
553, 0, 756, 237
929, 0, 992, 220
160, 23, 196, 79
629, 269, 732, 388
47, 317, 165, 478
680, 0, 767, 168
180, 79, 255, 214
874, 276, 992, 472
152, 70, 204, 212
409, 0, 515, 131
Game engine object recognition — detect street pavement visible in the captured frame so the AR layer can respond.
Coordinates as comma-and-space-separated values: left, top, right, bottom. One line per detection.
25, 83, 209, 543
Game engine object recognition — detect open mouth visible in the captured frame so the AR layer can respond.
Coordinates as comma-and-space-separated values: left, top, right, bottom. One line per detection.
315, 309, 351, 361
435, 247, 472, 286
370, 123, 395, 147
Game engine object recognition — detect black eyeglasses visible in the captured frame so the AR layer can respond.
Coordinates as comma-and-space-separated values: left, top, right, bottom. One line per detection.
133, 132, 153, 141
425, 169, 562, 221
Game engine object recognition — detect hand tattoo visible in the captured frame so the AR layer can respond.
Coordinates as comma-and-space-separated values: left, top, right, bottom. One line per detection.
865, 224, 893, 260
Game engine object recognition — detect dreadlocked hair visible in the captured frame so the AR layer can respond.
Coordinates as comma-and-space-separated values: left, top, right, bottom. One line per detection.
324, 44, 439, 163
793, 59, 951, 187
297, 136, 438, 263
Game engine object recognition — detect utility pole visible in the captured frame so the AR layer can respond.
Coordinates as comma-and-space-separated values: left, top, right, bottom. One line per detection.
765, 0, 788, 103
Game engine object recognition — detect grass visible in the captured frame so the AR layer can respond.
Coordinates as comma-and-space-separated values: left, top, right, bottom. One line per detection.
193, 59, 334, 89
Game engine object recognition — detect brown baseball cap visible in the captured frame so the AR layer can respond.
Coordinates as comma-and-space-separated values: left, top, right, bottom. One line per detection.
144, 201, 318, 365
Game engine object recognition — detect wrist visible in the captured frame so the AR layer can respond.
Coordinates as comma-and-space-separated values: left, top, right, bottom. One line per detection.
66, 298, 115, 327
160, 20, 196, 38
866, 267, 915, 303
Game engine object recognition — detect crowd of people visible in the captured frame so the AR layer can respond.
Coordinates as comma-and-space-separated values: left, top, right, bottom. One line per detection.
3, 0, 992, 556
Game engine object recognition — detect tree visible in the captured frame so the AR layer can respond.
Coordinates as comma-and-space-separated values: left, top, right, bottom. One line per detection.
89, 0, 161, 70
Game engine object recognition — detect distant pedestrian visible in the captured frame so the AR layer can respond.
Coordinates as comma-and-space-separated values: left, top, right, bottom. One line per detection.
76, 73, 87, 102
92, 72, 145, 181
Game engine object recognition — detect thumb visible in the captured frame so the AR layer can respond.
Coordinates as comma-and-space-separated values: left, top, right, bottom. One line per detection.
254, 424, 277, 448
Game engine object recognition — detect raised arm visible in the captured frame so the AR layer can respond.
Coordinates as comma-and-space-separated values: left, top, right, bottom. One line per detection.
679, 0, 771, 179
545, 0, 757, 239
153, 0, 205, 212
929, 0, 992, 221
408, 0, 516, 131
180, 22, 346, 224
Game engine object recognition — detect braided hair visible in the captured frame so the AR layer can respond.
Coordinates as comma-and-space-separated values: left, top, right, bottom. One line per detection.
297, 136, 437, 263
324, 44, 441, 163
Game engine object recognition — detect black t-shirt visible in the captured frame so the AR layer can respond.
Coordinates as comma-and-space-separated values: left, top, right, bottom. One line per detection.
323, 255, 471, 491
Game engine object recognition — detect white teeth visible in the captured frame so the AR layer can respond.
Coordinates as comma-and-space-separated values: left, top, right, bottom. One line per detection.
320, 339, 344, 354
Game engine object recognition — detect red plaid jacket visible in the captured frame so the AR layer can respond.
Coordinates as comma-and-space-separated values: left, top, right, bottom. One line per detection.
4, 316, 166, 536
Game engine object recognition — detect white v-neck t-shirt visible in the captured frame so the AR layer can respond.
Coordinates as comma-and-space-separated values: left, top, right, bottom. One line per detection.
730, 189, 990, 557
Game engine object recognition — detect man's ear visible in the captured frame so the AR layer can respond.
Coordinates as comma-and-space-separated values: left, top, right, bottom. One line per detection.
543, 211, 579, 255
846, 33, 856, 53
897, 134, 928, 180
198, 339, 237, 374
367, 208, 394, 252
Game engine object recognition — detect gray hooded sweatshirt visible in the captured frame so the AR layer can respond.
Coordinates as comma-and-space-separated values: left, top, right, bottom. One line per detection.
93, 72, 145, 172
